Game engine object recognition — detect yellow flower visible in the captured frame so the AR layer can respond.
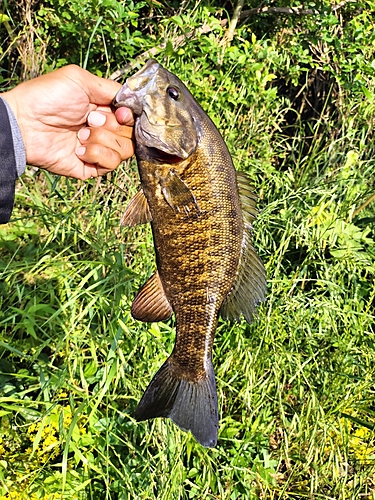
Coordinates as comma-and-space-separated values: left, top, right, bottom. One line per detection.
27, 423, 37, 435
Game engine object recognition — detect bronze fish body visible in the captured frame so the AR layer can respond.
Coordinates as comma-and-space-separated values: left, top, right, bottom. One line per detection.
114, 59, 266, 447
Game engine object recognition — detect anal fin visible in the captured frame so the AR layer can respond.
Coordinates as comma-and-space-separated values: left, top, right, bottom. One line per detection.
131, 271, 173, 322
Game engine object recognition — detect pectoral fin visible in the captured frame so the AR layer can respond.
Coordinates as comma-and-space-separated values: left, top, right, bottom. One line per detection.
121, 190, 152, 227
131, 271, 173, 322
157, 169, 200, 216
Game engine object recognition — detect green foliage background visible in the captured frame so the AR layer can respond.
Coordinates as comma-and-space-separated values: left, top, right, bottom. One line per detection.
0, 0, 375, 498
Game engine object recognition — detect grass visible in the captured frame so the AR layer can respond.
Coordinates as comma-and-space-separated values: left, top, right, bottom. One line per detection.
1, 1, 375, 498
1, 101, 374, 498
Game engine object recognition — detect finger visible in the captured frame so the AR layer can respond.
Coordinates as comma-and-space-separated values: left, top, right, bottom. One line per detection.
115, 107, 135, 126
64, 162, 114, 181
78, 126, 134, 153
76, 140, 134, 171
96, 105, 134, 126
87, 110, 135, 134
80, 162, 114, 180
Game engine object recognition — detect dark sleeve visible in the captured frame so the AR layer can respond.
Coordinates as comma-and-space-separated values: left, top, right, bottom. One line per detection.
0, 98, 19, 223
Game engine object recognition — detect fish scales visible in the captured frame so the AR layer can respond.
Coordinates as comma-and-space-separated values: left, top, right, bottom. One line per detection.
114, 59, 266, 447
143, 162, 238, 372
147, 149, 241, 377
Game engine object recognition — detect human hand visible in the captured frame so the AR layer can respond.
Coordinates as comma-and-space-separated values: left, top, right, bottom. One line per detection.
1, 65, 134, 180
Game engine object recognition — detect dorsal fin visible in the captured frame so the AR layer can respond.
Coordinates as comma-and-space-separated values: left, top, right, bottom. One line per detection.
236, 171, 259, 226
121, 190, 152, 227
131, 271, 173, 322
220, 172, 266, 323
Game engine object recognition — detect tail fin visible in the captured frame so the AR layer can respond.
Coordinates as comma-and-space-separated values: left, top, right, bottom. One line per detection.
134, 358, 218, 447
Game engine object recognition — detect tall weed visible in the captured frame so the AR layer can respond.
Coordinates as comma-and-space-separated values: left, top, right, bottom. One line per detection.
0, 1, 374, 498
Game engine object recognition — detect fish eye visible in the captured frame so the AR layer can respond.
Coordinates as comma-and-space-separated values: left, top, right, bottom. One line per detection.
167, 86, 180, 101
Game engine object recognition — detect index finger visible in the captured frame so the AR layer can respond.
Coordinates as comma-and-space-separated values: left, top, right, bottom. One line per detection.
87, 109, 134, 138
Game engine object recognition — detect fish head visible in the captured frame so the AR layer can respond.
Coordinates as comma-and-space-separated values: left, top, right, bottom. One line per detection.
114, 59, 200, 160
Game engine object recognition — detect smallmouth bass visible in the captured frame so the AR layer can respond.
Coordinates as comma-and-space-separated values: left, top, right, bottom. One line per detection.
114, 59, 266, 447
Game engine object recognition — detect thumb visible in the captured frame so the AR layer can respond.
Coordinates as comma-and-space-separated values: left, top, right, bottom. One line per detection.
63, 65, 122, 105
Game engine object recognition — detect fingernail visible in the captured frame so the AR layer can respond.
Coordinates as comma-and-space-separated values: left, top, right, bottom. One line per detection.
88, 111, 106, 127
76, 146, 86, 156
78, 128, 90, 141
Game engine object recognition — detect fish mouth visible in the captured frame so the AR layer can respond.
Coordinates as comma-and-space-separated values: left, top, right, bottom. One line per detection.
113, 59, 160, 115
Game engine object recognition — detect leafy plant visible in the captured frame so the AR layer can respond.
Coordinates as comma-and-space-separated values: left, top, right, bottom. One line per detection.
0, 0, 375, 498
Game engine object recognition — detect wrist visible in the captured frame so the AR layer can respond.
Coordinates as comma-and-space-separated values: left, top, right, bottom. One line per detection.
0, 91, 27, 177
0, 89, 24, 145
0, 90, 19, 123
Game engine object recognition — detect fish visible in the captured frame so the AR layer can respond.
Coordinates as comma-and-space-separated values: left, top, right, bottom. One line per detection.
113, 59, 266, 448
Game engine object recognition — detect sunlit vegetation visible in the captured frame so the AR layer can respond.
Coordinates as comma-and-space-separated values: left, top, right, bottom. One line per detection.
0, 1, 374, 498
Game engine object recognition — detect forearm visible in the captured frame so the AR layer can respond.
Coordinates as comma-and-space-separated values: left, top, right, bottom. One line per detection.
0, 96, 26, 223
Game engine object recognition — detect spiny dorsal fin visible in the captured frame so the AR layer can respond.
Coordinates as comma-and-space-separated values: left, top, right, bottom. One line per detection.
236, 171, 259, 226
121, 189, 152, 227
131, 271, 173, 322
220, 172, 266, 323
